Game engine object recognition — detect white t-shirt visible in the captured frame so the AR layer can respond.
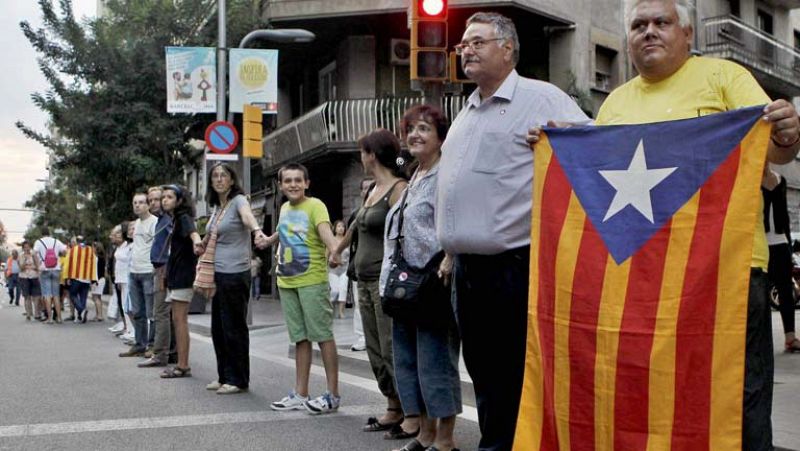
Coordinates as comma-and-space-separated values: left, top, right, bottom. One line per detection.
34, 236, 67, 271
131, 215, 157, 274
114, 242, 132, 282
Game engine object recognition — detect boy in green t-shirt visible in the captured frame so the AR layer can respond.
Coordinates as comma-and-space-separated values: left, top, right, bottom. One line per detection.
262, 163, 341, 415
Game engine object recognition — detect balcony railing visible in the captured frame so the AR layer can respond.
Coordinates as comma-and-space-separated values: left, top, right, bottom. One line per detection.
702, 15, 800, 90
264, 96, 466, 167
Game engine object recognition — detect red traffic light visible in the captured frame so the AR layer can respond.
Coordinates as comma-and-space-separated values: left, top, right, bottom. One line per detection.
418, 0, 446, 18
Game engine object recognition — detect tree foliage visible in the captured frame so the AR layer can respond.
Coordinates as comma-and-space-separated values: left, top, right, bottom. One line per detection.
18, 0, 262, 237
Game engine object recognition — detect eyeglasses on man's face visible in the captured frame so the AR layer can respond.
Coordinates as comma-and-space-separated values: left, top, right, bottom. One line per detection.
454, 38, 506, 55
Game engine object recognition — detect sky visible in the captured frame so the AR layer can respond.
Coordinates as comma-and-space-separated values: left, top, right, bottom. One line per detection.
0, 0, 96, 247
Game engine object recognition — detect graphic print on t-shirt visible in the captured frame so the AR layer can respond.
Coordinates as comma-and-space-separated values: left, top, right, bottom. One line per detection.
277, 210, 311, 277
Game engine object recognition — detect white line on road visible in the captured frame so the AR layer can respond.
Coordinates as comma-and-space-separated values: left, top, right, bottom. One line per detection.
0, 405, 380, 438
190, 333, 480, 424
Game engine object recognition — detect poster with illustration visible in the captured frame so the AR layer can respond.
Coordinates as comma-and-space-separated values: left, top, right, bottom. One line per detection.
165, 47, 216, 114
229, 49, 278, 114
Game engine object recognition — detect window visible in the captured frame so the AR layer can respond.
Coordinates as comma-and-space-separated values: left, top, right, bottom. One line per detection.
594, 46, 617, 92
756, 9, 773, 35
729, 0, 740, 18
318, 61, 337, 104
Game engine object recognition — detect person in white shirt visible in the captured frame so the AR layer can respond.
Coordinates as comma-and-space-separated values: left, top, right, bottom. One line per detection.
34, 226, 67, 323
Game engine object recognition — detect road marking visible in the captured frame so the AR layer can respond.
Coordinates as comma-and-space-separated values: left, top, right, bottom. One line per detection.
0, 405, 381, 438
190, 333, 479, 423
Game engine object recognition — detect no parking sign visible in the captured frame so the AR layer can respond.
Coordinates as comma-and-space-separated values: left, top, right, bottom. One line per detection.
205, 121, 239, 160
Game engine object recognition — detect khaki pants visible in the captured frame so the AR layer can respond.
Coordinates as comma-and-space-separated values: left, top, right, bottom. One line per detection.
356, 279, 397, 399
152, 267, 173, 361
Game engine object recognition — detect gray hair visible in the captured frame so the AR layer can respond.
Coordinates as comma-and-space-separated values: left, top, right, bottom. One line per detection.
466, 12, 520, 65
625, 0, 693, 30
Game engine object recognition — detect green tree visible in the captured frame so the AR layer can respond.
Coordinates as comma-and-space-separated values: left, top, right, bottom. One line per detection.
17, 0, 262, 236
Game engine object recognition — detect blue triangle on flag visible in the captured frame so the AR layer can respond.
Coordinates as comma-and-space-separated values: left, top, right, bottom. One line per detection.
546, 106, 764, 264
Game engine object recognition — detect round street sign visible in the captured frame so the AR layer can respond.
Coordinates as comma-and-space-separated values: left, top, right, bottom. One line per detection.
205, 121, 240, 154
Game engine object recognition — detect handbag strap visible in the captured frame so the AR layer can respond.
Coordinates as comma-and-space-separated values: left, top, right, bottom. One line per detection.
387, 182, 412, 264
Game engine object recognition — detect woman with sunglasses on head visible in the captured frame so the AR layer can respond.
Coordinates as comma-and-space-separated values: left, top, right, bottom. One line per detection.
331, 129, 414, 438
159, 184, 202, 379
199, 163, 268, 394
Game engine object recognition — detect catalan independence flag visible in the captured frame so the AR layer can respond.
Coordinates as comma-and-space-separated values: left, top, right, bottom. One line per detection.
515, 106, 770, 451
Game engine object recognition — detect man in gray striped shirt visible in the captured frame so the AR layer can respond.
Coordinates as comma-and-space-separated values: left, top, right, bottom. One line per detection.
436, 12, 588, 451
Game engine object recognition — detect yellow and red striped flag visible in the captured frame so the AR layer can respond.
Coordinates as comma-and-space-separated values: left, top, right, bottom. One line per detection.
515, 106, 770, 451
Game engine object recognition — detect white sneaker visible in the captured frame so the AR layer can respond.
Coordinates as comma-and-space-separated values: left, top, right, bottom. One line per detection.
108, 322, 124, 333
206, 380, 222, 391
119, 332, 135, 341
304, 392, 340, 415
270, 390, 308, 411
350, 338, 366, 351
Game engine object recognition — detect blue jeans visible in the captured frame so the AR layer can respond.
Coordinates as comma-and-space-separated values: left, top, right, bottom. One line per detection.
129, 272, 154, 351
69, 281, 90, 315
251, 276, 260, 300
393, 318, 462, 419
7, 274, 20, 304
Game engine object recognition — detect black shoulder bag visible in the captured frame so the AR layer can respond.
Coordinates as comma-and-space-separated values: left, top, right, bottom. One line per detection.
381, 186, 446, 325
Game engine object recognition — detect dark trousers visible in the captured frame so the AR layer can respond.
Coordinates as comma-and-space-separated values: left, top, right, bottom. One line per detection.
768, 243, 795, 334
743, 269, 773, 451
7, 274, 19, 305
69, 281, 90, 314
454, 246, 529, 451
211, 271, 251, 389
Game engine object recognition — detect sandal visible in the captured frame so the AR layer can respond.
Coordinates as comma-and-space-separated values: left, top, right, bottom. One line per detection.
384, 423, 420, 440
363, 408, 403, 432
160, 367, 192, 378
394, 439, 427, 451
786, 338, 800, 353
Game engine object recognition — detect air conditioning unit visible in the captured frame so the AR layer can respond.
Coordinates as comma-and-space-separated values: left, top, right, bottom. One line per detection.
390, 39, 411, 66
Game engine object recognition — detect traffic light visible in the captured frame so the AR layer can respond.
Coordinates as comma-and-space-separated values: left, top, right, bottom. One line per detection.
410, 0, 448, 81
242, 104, 263, 158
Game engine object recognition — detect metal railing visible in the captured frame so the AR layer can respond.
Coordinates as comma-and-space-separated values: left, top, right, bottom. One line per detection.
263, 95, 466, 166
702, 15, 800, 88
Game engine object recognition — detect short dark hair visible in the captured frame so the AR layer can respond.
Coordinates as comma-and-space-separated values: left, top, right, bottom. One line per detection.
40, 226, 50, 236
277, 163, 310, 183
357, 129, 407, 179
162, 183, 196, 218
401, 104, 450, 142
206, 162, 245, 207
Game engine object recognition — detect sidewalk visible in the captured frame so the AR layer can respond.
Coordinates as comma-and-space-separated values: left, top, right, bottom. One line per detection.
185, 296, 800, 450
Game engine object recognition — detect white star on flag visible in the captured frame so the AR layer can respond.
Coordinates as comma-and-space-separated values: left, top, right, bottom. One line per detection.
599, 139, 677, 223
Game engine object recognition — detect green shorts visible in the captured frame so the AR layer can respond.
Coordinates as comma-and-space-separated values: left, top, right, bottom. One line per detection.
278, 283, 334, 343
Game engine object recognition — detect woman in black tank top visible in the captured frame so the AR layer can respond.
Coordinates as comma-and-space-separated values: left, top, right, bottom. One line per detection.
331, 129, 416, 436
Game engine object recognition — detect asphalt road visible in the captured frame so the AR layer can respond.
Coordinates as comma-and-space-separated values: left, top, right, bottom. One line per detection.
0, 302, 481, 451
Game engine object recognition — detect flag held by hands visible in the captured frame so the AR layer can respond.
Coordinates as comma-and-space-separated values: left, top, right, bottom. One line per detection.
515, 107, 770, 451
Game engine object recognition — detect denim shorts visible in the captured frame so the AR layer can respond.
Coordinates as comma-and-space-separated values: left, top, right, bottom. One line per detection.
278, 283, 333, 343
39, 270, 60, 297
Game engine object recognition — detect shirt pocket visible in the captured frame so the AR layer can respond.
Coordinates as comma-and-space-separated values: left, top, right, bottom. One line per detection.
471, 132, 519, 174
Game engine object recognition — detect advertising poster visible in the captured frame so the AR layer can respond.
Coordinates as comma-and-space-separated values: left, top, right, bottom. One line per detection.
166, 47, 216, 114
229, 49, 279, 114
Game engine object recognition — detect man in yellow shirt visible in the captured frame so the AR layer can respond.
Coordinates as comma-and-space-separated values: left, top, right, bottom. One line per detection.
530, 1, 799, 449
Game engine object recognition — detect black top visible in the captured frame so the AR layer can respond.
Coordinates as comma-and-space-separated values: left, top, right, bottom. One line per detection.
97, 257, 106, 280
167, 213, 198, 290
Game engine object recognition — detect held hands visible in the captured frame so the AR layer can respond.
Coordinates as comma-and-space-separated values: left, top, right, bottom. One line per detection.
253, 230, 269, 249
193, 242, 205, 256
763, 100, 800, 147
328, 252, 342, 269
